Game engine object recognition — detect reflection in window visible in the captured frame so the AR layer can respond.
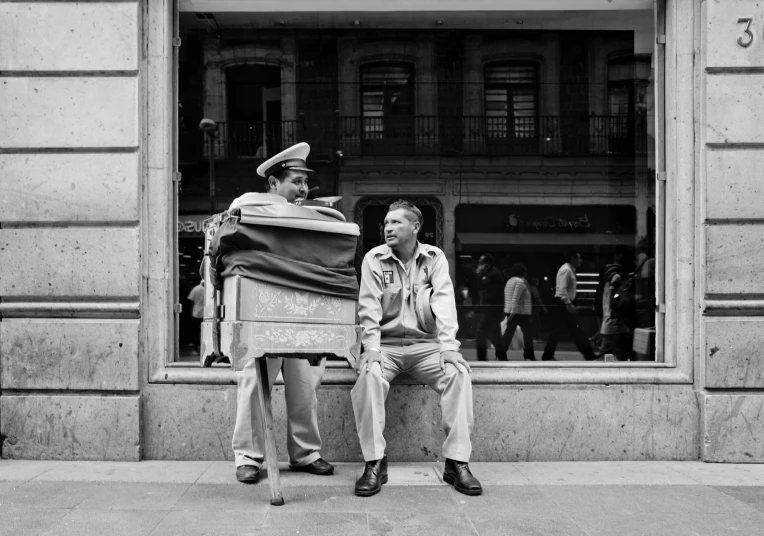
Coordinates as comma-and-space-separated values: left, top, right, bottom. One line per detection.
360, 63, 414, 142
484, 63, 539, 140
175, 11, 659, 366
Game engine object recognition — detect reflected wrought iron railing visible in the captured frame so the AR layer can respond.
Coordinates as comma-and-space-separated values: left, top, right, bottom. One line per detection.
339, 114, 648, 157
183, 115, 648, 161
215, 120, 299, 160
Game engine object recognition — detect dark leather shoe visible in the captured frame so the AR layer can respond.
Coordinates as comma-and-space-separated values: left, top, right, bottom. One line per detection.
236, 465, 260, 484
289, 457, 334, 475
355, 456, 388, 496
443, 459, 482, 496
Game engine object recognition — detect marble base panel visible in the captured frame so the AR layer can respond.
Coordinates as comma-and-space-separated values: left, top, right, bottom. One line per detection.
1, 395, 140, 461
703, 394, 764, 463
142, 384, 700, 462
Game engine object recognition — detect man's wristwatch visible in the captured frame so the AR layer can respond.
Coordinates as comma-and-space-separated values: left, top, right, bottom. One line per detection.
366, 347, 381, 354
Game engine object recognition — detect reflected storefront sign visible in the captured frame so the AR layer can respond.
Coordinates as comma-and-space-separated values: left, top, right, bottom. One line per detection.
178, 215, 208, 236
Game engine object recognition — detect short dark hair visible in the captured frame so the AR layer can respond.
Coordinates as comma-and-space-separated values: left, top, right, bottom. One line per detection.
567, 250, 581, 262
264, 169, 290, 192
388, 200, 423, 226
509, 263, 527, 278
479, 254, 495, 266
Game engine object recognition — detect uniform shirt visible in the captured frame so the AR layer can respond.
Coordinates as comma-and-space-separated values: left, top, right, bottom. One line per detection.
554, 262, 577, 304
358, 242, 460, 352
503, 277, 532, 316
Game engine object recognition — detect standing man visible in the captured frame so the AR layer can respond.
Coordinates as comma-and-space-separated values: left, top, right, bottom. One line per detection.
232, 142, 335, 484
541, 251, 597, 361
475, 254, 508, 361
351, 200, 482, 497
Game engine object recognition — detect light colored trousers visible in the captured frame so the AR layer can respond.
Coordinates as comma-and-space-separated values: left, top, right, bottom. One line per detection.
351, 342, 473, 462
232, 356, 325, 468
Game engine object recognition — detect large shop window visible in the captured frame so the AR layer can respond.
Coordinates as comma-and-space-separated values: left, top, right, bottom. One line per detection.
172, 3, 662, 370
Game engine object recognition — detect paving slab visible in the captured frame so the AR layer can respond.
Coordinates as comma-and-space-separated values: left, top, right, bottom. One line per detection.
74, 482, 190, 511
539, 485, 646, 517
454, 484, 566, 515
368, 512, 477, 536
443, 462, 532, 486
661, 461, 764, 486
363, 485, 459, 513
38, 509, 167, 536
0, 460, 61, 481
566, 512, 697, 536
620, 485, 762, 517
0, 481, 101, 509
148, 510, 267, 536
264, 485, 368, 513
0, 506, 69, 536
35, 461, 212, 483
172, 483, 271, 513
385, 463, 442, 485
197, 461, 359, 486
467, 511, 587, 536
670, 511, 764, 535
713, 486, 764, 515
260, 511, 368, 536
514, 461, 699, 485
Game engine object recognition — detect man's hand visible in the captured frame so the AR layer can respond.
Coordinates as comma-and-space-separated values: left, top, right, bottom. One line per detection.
440, 350, 472, 374
506, 312, 516, 322
356, 349, 384, 374
566, 303, 577, 315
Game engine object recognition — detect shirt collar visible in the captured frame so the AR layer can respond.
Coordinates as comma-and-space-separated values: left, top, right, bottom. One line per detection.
379, 242, 433, 262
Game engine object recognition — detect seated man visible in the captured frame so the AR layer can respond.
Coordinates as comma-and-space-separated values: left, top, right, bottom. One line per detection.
351, 200, 482, 497
232, 142, 334, 483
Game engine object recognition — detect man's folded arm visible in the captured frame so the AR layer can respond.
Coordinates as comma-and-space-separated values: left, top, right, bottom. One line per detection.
429, 252, 460, 352
357, 254, 384, 350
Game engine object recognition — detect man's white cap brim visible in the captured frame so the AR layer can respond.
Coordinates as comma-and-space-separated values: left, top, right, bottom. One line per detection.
256, 142, 314, 178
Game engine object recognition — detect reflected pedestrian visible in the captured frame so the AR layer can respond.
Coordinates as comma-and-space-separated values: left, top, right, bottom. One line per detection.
527, 276, 547, 342
600, 246, 634, 361
475, 254, 508, 361
541, 251, 597, 361
186, 275, 205, 353
502, 264, 536, 361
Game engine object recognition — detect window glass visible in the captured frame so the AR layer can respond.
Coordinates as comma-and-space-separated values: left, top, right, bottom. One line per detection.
176, 8, 658, 365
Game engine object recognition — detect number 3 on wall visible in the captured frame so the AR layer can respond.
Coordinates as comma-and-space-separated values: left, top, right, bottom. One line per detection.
737, 17, 754, 48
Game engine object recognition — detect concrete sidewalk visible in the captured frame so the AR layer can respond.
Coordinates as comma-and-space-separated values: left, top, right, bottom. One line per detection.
2, 460, 764, 535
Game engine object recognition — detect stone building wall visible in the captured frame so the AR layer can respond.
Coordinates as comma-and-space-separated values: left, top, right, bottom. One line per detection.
700, 0, 764, 462
0, 0, 142, 459
0, 0, 762, 463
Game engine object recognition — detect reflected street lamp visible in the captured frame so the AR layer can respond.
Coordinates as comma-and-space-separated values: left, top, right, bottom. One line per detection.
199, 118, 218, 214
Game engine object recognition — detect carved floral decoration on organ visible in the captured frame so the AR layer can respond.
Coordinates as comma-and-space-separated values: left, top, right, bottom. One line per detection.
284, 292, 322, 316
255, 328, 347, 347
256, 285, 281, 313
253, 282, 343, 317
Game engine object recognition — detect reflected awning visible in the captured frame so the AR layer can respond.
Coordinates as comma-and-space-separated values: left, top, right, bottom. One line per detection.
456, 233, 637, 249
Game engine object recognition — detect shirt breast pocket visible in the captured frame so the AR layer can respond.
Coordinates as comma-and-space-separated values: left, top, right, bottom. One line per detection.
381, 284, 402, 317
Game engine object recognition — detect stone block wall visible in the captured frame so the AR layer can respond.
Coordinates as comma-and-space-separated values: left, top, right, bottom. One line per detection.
701, 0, 764, 462
1, 0, 760, 464
0, 1, 142, 460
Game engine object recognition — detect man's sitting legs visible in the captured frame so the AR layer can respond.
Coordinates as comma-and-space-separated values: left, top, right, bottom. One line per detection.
351, 343, 482, 496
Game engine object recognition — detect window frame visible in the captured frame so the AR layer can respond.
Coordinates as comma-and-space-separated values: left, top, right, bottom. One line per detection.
147, 0, 692, 386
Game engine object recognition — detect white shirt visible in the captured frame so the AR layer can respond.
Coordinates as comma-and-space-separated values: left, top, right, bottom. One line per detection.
554, 263, 577, 304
